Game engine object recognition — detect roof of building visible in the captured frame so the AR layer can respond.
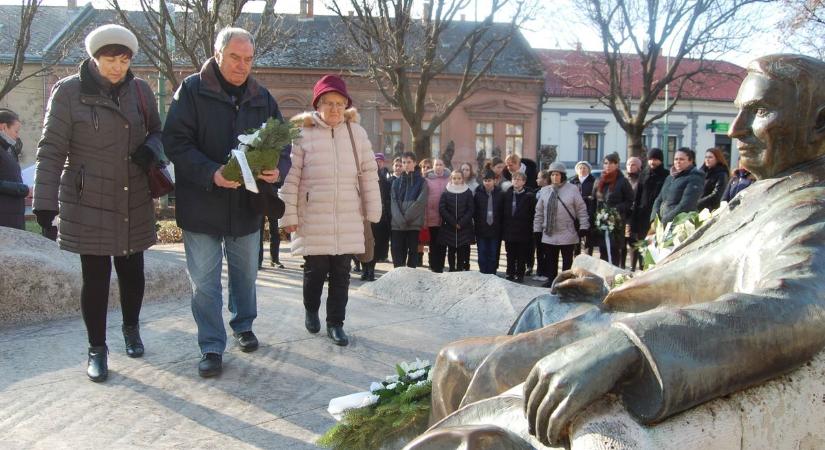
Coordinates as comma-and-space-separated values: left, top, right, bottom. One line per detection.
536, 48, 746, 102
1, 4, 544, 79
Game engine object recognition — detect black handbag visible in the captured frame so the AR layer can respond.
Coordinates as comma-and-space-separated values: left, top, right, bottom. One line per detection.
135, 82, 174, 199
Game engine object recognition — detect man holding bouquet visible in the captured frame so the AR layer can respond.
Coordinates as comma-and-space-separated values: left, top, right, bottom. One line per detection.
163, 27, 292, 377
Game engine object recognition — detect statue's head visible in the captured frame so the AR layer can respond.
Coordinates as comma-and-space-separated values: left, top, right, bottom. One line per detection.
730, 54, 825, 179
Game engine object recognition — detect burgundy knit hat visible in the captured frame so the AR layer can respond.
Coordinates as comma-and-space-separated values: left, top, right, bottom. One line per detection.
312, 74, 353, 110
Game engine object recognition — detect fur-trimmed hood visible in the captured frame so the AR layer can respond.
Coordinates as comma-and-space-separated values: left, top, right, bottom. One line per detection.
446, 182, 470, 194
291, 108, 361, 128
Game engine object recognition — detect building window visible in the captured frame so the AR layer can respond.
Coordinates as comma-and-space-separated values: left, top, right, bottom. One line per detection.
505, 123, 524, 156
582, 133, 599, 165
422, 121, 441, 158
383, 119, 402, 153
475, 122, 494, 158
665, 135, 679, 165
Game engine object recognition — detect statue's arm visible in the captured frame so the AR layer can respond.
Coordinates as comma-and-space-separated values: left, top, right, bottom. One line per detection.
614, 222, 825, 423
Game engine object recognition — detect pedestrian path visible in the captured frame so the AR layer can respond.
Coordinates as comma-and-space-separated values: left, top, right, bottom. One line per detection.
0, 243, 498, 449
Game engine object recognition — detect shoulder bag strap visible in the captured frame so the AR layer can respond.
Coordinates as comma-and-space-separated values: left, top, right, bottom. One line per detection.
133, 80, 149, 134
557, 194, 577, 224
345, 121, 367, 214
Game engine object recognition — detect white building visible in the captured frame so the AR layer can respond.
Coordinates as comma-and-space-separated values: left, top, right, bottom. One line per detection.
536, 49, 744, 171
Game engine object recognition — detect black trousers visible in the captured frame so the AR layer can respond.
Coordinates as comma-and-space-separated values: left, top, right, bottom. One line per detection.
428, 226, 447, 273
259, 214, 281, 267
391, 230, 419, 268
505, 241, 532, 278
534, 233, 548, 277
303, 254, 352, 327
599, 233, 625, 267
447, 244, 471, 272
373, 219, 391, 262
542, 244, 575, 282
80, 253, 145, 347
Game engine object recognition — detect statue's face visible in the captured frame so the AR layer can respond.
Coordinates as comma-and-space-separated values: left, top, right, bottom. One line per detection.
731, 73, 799, 178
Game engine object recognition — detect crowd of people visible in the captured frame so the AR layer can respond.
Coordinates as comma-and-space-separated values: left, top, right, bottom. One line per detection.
1, 22, 756, 384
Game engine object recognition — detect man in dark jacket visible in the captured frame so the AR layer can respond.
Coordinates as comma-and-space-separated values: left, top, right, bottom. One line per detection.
0, 109, 28, 230
474, 169, 505, 274
390, 152, 427, 268
628, 148, 669, 268
163, 28, 292, 378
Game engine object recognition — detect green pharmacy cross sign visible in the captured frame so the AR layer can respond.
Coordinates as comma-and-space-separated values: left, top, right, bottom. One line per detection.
706, 120, 730, 133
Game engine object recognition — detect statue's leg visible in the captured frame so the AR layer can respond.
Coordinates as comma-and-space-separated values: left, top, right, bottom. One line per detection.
460, 308, 612, 407
430, 335, 514, 424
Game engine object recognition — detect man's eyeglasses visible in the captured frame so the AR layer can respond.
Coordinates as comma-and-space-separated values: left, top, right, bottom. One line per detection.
320, 101, 347, 110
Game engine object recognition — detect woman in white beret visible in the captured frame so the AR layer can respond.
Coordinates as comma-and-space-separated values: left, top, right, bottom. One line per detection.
33, 24, 164, 382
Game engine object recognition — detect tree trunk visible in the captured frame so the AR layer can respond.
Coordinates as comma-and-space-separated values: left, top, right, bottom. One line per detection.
626, 131, 645, 160
412, 131, 432, 162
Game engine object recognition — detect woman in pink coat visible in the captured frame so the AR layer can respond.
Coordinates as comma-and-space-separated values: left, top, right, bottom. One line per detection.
280, 75, 381, 346
424, 158, 450, 272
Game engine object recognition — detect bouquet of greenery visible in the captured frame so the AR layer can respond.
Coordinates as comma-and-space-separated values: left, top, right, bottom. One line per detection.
595, 206, 622, 233
635, 204, 725, 270
318, 359, 433, 450
222, 117, 301, 182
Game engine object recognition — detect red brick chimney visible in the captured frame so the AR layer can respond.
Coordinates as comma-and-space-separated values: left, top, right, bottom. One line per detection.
300, 0, 314, 18
68, 0, 77, 8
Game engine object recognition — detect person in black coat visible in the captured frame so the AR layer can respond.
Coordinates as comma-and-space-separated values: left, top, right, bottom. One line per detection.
438, 170, 475, 272
722, 165, 755, 202
0, 109, 28, 230
502, 154, 539, 191
628, 148, 669, 269
569, 161, 596, 255
502, 172, 536, 282
363, 153, 392, 281
593, 152, 634, 266
474, 169, 505, 274
697, 147, 730, 212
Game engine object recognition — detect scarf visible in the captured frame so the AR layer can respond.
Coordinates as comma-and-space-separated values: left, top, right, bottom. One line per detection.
486, 188, 494, 225
670, 164, 694, 177
544, 184, 561, 236
599, 169, 618, 193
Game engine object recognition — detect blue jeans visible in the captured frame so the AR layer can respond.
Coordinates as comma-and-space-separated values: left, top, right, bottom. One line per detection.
477, 237, 500, 274
183, 230, 260, 354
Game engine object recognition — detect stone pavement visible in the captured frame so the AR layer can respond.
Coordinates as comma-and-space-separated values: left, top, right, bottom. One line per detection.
0, 243, 502, 450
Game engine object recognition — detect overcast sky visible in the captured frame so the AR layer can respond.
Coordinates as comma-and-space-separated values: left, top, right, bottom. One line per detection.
23, 0, 790, 67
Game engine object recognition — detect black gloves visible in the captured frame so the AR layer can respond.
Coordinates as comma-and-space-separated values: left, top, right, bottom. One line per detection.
578, 228, 589, 238
34, 209, 58, 241
131, 145, 156, 172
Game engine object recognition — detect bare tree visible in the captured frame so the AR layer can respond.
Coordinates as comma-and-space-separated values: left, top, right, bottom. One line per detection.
0, 0, 80, 102
780, 0, 825, 59
559, 0, 769, 158
327, 0, 538, 160
109, 0, 290, 88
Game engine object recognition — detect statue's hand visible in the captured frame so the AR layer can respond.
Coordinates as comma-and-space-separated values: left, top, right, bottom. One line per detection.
523, 328, 641, 446
550, 268, 608, 304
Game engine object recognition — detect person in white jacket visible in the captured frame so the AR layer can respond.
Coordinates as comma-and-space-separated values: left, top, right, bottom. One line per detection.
280, 75, 381, 346
533, 161, 590, 286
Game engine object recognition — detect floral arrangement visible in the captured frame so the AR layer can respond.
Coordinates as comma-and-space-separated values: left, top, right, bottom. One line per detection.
318, 359, 433, 450
222, 117, 301, 182
635, 204, 725, 270
595, 206, 622, 233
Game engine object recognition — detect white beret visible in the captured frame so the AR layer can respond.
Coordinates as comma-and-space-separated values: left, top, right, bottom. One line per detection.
85, 24, 139, 58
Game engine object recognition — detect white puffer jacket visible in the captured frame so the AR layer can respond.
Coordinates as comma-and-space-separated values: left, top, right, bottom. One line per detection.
279, 109, 381, 256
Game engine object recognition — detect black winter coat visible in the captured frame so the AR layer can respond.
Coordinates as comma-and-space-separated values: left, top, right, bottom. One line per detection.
163, 58, 292, 237
473, 185, 505, 239
651, 166, 704, 224
697, 164, 729, 212
502, 158, 539, 191
631, 165, 669, 234
0, 139, 26, 229
570, 174, 596, 219
438, 186, 474, 247
502, 188, 536, 243
594, 171, 634, 222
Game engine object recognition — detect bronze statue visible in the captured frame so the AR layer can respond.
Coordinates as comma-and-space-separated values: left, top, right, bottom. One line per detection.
443, 140, 455, 170
407, 54, 825, 448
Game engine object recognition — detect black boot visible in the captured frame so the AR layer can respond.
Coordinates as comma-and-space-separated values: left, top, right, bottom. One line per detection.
367, 263, 376, 281
305, 310, 321, 334
122, 324, 144, 358
353, 260, 362, 273
87, 345, 108, 382
327, 325, 349, 346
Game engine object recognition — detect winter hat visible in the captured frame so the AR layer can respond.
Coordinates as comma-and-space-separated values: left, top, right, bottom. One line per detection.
647, 148, 664, 162
604, 152, 620, 164
574, 160, 592, 172
374, 152, 385, 161
85, 24, 139, 58
481, 168, 496, 180
548, 161, 567, 174
312, 75, 353, 110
